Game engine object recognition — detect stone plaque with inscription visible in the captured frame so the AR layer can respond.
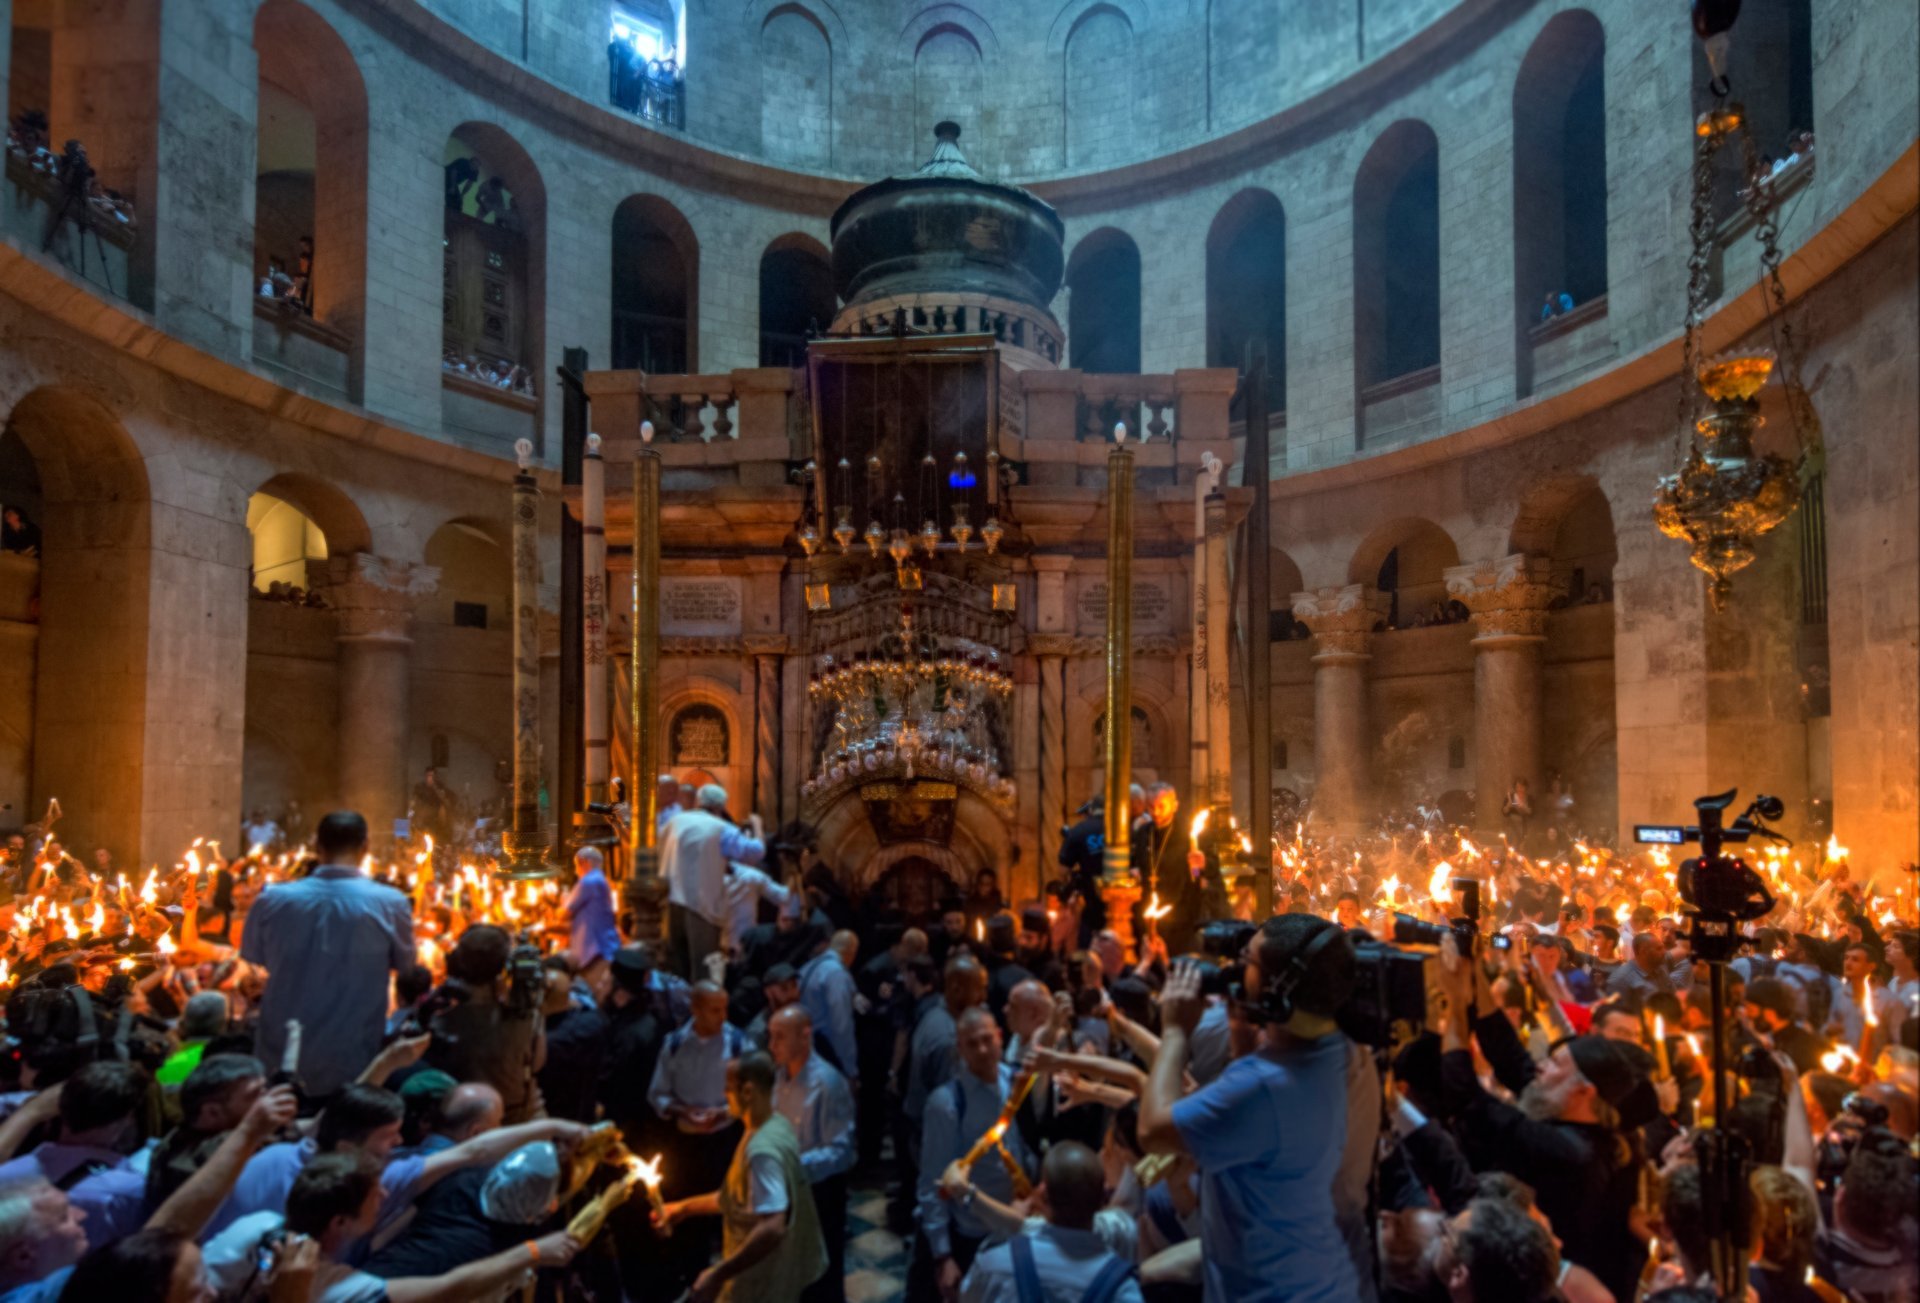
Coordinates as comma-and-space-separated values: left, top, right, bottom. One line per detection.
1075, 577, 1174, 635
661, 577, 743, 636
672, 704, 730, 766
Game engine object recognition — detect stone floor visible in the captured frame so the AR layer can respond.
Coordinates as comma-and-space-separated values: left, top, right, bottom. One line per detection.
842, 1182, 908, 1303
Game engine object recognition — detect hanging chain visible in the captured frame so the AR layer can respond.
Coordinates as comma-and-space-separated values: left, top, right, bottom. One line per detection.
1737, 126, 1824, 477
1677, 121, 1724, 458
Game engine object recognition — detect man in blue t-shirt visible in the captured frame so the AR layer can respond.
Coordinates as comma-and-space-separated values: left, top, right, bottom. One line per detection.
1139, 915, 1358, 1303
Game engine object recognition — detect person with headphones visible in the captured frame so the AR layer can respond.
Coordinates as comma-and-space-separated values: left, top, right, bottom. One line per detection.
1136, 914, 1358, 1303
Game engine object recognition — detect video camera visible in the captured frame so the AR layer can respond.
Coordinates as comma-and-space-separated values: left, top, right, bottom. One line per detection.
1635, 789, 1783, 962
502, 942, 547, 1018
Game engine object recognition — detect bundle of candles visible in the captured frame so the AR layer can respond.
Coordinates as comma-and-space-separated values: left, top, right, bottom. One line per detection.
953, 1070, 1040, 1198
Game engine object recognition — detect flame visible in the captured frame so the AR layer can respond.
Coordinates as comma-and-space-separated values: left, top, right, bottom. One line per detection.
1826, 836, 1847, 863
1654, 1014, 1665, 1045
1683, 1033, 1702, 1061
88, 901, 104, 934
1144, 892, 1171, 921
0, 957, 9, 985
630, 1152, 665, 1190
1458, 837, 1480, 861
1864, 996, 1877, 1029
183, 847, 200, 877
1821, 1046, 1860, 1074
974, 918, 984, 942
1189, 807, 1211, 851
139, 867, 158, 905
1650, 846, 1672, 869
1428, 861, 1454, 906
1379, 875, 1401, 905
158, 932, 177, 956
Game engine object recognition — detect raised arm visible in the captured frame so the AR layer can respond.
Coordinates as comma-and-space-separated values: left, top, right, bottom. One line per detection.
1138, 962, 1202, 1158
419, 1118, 587, 1191
386, 1230, 581, 1303
147, 1085, 298, 1238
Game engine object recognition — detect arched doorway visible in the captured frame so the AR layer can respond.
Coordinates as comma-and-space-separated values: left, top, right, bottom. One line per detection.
870, 855, 956, 925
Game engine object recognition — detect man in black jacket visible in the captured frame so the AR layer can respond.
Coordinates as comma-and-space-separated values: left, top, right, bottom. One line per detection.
1434, 940, 1648, 1303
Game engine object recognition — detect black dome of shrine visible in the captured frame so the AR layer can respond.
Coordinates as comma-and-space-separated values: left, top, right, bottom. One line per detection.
829, 122, 1065, 315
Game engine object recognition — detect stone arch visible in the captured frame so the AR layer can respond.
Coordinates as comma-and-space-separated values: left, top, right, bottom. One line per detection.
423, 517, 510, 630
1505, 472, 1611, 558
760, 233, 834, 367
1044, 0, 1150, 56
898, 4, 1000, 63
612, 194, 701, 373
1205, 187, 1287, 411
444, 122, 547, 407
759, 4, 833, 169
1065, 228, 1141, 374
912, 21, 987, 173
3, 387, 152, 861
743, 0, 849, 50
1353, 119, 1441, 411
658, 679, 749, 799
255, 472, 372, 558
1062, 4, 1134, 169
1513, 9, 1607, 394
1347, 516, 1460, 627
253, 0, 369, 383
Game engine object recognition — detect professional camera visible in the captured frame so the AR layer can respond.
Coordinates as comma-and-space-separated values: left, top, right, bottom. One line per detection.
502, 942, 546, 1017
1636, 789, 1783, 961
1198, 919, 1256, 963
1341, 934, 1431, 1049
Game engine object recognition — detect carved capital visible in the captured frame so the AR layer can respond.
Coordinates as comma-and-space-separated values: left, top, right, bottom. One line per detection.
1027, 633, 1078, 658
1443, 554, 1562, 642
742, 633, 791, 658
1292, 584, 1388, 659
327, 555, 440, 642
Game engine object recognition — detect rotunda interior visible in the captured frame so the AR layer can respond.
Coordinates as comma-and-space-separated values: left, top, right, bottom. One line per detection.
0, 0, 1913, 1287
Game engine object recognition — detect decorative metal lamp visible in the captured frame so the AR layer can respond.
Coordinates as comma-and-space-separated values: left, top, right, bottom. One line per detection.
1652, 10, 1820, 612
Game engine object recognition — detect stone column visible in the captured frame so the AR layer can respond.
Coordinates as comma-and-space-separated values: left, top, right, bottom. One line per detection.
1445, 555, 1561, 830
1031, 637, 1071, 874
1189, 453, 1224, 813
1204, 487, 1233, 812
1292, 585, 1388, 828
329, 555, 438, 841
746, 635, 785, 830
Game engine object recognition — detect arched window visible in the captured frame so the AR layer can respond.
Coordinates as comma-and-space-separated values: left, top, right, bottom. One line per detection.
1353, 121, 1441, 447
425, 520, 511, 631
759, 237, 834, 367
442, 124, 545, 448
914, 25, 985, 172
252, 1, 368, 401
612, 195, 698, 374
1205, 189, 1287, 415
760, 6, 832, 168
1351, 518, 1460, 631
1514, 12, 1608, 397
246, 494, 328, 594
1063, 6, 1133, 170
1066, 230, 1141, 375
1694, 0, 1813, 220
1550, 486, 1617, 605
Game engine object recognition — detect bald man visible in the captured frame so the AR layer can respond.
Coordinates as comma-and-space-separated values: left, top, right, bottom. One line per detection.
954, 1141, 1142, 1303
649, 982, 750, 1216
770, 1006, 855, 1303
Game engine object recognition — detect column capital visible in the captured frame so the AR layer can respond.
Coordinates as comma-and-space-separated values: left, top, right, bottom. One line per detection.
742, 633, 791, 657
1027, 632, 1078, 658
1292, 584, 1388, 659
1444, 554, 1563, 642
328, 554, 440, 642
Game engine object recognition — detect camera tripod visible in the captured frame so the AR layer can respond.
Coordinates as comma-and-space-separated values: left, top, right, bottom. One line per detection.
42, 165, 118, 298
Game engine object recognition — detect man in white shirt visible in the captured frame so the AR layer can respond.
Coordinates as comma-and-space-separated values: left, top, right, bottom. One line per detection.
656, 773, 683, 844
724, 860, 792, 958
660, 784, 765, 978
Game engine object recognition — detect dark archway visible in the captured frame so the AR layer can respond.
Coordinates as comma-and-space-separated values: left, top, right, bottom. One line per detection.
759, 234, 833, 368
612, 194, 699, 374
1206, 188, 1287, 416
1353, 120, 1441, 393
1066, 228, 1141, 375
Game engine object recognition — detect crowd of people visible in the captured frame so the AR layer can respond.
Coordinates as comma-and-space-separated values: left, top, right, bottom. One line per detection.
257, 236, 315, 316
5, 111, 137, 230
0, 772, 1912, 1303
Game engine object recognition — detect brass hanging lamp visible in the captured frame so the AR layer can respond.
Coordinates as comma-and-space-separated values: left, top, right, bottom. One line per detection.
1653, 6, 1821, 612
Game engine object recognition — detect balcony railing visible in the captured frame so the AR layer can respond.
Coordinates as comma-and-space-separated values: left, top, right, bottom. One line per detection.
607, 54, 685, 130
3, 150, 134, 303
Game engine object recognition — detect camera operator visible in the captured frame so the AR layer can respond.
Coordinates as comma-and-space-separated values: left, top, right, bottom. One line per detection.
424, 925, 545, 1124
1138, 915, 1360, 1303
1432, 934, 1649, 1303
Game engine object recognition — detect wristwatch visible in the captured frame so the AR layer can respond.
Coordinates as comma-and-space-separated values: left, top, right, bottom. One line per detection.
958, 1182, 978, 1210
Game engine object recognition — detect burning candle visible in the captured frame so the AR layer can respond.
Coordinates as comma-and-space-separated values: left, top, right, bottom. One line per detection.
1650, 1015, 1672, 1081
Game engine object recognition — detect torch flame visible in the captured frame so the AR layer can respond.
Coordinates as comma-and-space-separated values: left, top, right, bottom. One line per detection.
1458, 837, 1480, 861
1144, 892, 1171, 921
158, 932, 177, 956
1821, 1046, 1860, 1074
631, 1152, 664, 1190
1864, 996, 1877, 1029
88, 902, 104, 934
974, 918, 984, 942
139, 868, 158, 906
1826, 835, 1846, 863
1428, 861, 1454, 907
1189, 807, 1211, 851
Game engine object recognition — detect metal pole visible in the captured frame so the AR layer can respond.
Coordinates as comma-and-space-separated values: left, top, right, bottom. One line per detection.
557, 347, 588, 855
1102, 423, 1142, 956
1244, 338, 1274, 918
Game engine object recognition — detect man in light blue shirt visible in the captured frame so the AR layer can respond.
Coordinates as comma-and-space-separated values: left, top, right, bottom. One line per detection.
1141, 917, 1358, 1303
241, 811, 415, 1098
957, 1141, 1142, 1303
647, 981, 748, 1212
798, 927, 860, 1087
770, 1005, 855, 1303
917, 1006, 1034, 1301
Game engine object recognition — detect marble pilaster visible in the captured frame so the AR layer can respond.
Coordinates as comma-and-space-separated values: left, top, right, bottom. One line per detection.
1445, 554, 1562, 829
1292, 585, 1390, 827
329, 554, 438, 841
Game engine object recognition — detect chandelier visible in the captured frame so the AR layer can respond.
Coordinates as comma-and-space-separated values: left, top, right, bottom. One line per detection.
801, 603, 1015, 806
1654, 9, 1820, 612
